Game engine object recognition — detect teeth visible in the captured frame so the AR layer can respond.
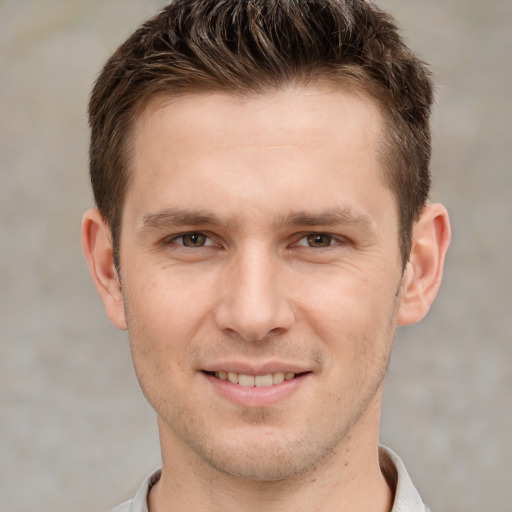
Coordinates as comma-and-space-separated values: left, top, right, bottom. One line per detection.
214, 371, 296, 386
273, 372, 285, 384
239, 374, 255, 387
254, 374, 273, 387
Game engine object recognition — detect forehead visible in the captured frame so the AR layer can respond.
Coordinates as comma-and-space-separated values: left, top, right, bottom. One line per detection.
126, 85, 393, 226
137, 83, 384, 142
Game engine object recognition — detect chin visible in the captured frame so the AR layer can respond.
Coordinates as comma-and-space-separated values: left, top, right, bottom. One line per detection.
201, 445, 316, 481
186, 423, 342, 482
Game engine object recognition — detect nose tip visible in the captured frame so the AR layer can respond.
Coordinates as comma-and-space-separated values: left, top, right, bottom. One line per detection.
216, 304, 293, 342
215, 299, 295, 342
213, 254, 295, 342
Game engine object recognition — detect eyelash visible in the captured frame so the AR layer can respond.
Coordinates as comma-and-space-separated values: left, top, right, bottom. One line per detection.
166, 232, 216, 248
294, 233, 344, 248
165, 231, 346, 249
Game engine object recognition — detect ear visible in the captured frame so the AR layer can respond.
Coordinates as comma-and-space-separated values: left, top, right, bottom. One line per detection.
397, 203, 451, 326
81, 208, 127, 330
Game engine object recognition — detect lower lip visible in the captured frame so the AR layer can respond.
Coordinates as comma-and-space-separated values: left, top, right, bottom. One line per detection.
203, 372, 310, 408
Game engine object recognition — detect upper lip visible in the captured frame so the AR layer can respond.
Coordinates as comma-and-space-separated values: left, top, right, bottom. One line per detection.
201, 360, 312, 376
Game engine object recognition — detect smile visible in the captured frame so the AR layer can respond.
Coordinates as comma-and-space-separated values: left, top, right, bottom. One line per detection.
202, 369, 310, 407
212, 371, 297, 387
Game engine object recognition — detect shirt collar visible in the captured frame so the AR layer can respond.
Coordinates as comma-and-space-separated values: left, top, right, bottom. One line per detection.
379, 445, 431, 512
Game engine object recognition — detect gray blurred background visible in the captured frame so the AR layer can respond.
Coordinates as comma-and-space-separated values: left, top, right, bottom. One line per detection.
1, 0, 510, 510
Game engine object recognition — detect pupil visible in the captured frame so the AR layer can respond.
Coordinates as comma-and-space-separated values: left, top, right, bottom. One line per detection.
185, 233, 204, 246
308, 234, 330, 247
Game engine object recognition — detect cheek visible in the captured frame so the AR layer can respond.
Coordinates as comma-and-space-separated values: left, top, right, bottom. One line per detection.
122, 280, 184, 370
295, 272, 399, 358
124, 265, 213, 332
125, 287, 196, 412
121, 266, 221, 378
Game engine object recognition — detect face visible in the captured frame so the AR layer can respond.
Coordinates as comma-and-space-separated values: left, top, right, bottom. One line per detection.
118, 85, 404, 480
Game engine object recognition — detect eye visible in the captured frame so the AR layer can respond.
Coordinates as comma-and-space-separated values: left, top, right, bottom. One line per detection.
170, 232, 212, 248
295, 233, 339, 248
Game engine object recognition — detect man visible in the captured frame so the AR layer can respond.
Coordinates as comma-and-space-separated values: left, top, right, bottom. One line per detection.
82, 1, 451, 510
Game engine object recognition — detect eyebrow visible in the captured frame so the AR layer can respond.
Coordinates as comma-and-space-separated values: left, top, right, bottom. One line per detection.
140, 208, 227, 232
139, 206, 374, 233
275, 209, 373, 229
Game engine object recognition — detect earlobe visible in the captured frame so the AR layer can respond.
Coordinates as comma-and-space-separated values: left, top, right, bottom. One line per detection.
397, 203, 451, 326
81, 208, 127, 330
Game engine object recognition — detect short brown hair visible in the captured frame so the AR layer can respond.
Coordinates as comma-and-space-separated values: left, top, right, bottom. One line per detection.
89, 0, 434, 268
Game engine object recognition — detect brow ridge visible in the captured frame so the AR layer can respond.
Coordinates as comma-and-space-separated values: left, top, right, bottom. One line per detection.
139, 206, 373, 233
276, 208, 372, 229
140, 208, 224, 232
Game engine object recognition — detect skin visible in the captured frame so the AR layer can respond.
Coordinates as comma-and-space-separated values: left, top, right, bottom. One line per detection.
82, 85, 451, 512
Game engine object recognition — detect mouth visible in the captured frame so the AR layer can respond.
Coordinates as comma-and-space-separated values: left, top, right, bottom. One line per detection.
202, 370, 308, 388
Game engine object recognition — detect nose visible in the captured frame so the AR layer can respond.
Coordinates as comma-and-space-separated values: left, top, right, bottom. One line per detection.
213, 245, 295, 342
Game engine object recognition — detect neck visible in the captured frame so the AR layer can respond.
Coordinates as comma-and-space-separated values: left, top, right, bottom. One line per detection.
149, 397, 393, 512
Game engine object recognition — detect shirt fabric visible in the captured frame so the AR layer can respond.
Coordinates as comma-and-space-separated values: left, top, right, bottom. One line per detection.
110, 446, 431, 512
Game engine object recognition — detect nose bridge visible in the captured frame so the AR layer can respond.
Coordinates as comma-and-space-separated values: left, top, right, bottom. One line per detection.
214, 241, 294, 341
